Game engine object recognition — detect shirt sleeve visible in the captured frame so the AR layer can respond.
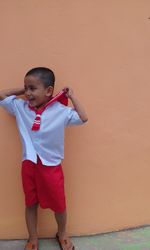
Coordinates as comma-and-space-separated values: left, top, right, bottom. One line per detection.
0, 95, 17, 115
65, 107, 84, 127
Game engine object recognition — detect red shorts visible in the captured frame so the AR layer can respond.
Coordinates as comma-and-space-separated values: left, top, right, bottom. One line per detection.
21, 157, 66, 212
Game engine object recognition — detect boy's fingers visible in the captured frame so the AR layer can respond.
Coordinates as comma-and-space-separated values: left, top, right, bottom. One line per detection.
63, 87, 69, 93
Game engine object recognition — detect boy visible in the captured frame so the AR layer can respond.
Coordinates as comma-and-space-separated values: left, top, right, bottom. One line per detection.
0, 67, 88, 250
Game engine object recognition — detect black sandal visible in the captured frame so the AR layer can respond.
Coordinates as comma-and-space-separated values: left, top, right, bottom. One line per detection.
24, 240, 38, 250
56, 233, 75, 250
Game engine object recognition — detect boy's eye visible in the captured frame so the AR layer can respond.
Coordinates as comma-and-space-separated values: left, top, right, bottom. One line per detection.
29, 86, 36, 91
24, 86, 36, 91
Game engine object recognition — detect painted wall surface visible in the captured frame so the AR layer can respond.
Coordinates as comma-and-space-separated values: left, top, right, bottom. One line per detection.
0, 0, 150, 239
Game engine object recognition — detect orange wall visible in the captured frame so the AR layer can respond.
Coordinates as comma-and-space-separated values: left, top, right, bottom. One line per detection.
0, 0, 150, 239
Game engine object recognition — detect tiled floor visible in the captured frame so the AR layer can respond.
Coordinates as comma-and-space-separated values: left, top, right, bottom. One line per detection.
1, 226, 150, 250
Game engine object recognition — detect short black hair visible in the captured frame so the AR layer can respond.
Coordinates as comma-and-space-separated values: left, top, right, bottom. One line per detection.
25, 67, 55, 88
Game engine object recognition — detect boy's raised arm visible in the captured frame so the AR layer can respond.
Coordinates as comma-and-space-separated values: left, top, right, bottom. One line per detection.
0, 88, 25, 100
63, 87, 88, 123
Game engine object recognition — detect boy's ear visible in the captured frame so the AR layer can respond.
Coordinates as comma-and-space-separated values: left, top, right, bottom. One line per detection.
45, 86, 53, 97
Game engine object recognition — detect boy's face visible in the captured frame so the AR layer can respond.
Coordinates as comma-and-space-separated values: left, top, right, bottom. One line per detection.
24, 75, 53, 109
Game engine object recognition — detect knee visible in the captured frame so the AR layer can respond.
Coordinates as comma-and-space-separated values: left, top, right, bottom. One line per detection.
26, 203, 39, 210
55, 209, 66, 214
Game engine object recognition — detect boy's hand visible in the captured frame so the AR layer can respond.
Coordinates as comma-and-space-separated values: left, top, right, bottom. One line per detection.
62, 86, 88, 123
63, 87, 74, 99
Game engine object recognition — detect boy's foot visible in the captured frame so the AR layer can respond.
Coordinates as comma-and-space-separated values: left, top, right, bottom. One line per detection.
24, 239, 38, 250
56, 233, 75, 250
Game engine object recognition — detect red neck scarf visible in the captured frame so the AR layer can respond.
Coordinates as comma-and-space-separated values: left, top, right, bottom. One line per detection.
28, 90, 68, 131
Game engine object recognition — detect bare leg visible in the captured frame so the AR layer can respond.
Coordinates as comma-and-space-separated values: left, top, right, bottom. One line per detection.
25, 204, 38, 244
55, 210, 74, 249
55, 210, 67, 237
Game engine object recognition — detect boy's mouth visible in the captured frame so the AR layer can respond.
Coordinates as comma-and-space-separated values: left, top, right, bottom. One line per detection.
27, 98, 36, 106
27, 97, 35, 102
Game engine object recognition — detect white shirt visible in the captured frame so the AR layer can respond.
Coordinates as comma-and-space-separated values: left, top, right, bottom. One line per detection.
0, 95, 83, 166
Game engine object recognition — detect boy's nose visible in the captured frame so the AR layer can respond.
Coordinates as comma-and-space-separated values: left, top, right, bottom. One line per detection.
25, 89, 31, 96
